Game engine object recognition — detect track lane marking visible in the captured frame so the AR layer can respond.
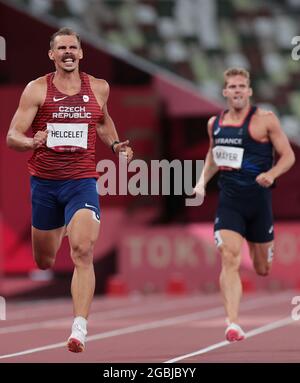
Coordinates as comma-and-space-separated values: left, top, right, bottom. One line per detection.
164, 316, 294, 363
0, 295, 223, 334
0, 292, 292, 360
6, 294, 218, 321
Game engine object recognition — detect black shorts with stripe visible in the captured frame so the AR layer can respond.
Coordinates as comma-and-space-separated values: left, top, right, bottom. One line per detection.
214, 187, 274, 243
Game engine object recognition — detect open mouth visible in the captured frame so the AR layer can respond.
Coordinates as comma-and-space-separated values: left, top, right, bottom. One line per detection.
62, 56, 75, 64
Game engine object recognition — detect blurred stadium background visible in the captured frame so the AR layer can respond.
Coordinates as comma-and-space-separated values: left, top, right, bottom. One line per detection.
0, 0, 300, 300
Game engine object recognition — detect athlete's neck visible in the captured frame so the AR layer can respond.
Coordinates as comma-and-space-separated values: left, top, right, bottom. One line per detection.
227, 104, 251, 122
53, 70, 81, 95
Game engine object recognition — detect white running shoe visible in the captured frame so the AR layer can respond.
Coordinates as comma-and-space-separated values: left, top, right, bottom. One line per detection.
67, 322, 87, 353
225, 322, 245, 342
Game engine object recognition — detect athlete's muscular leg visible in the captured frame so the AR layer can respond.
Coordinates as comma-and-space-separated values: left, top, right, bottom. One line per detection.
67, 209, 100, 319
248, 241, 274, 276
32, 226, 65, 270
216, 230, 244, 323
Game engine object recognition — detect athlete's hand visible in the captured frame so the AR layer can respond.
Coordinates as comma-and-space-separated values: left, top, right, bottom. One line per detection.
192, 182, 206, 205
32, 130, 48, 149
114, 140, 133, 163
256, 172, 274, 188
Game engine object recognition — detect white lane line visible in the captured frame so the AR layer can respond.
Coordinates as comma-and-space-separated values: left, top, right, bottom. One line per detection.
0, 292, 292, 360
6, 294, 216, 321
0, 308, 231, 360
0, 295, 223, 335
164, 316, 295, 363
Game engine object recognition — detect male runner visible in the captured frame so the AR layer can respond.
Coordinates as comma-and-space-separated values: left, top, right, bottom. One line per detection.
194, 68, 295, 341
7, 27, 133, 353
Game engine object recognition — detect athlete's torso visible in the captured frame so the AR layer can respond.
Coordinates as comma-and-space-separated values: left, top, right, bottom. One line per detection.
28, 72, 104, 179
212, 106, 274, 195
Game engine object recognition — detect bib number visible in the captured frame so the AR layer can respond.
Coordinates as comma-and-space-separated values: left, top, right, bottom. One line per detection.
46, 123, 88, 152
212, 145, 244, 169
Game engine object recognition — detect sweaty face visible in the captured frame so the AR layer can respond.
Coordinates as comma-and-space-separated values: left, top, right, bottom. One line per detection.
49, 35, 83, 72
223, 75, 252, 110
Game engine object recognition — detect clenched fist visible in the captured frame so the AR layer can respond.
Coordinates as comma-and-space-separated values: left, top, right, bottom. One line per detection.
114, 140, 133, 163
32, 130, 48, 149
256, 172, 274, 188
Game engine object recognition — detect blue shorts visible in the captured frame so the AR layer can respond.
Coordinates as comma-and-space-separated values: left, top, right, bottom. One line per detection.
214, 188, 274, 243
31, 176, 100, 230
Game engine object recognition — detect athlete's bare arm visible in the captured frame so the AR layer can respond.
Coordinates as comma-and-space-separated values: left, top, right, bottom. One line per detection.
7, 78, 47, 151
91, 77, 133, 162
194, 116, 219, 196
200, 116, 220, 186
255, 111, 295, 187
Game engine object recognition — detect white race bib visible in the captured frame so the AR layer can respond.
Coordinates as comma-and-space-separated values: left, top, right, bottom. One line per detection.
46, 123, 88, 149
212, 145, 244, 169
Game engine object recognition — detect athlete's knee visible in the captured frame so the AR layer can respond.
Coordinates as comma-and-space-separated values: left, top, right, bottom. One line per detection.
34, 254, 55, 270
220, 246, 240, 270
253, 245, 273, 276
71, 241, 94, 265
255, 263, 270, 276
254, 259, 271, 276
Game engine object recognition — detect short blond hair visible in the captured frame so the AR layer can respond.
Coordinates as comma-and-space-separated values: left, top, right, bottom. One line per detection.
223, 68, 250, 87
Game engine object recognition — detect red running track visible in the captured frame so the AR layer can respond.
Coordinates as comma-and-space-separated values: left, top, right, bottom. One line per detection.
0, 290, 299, 363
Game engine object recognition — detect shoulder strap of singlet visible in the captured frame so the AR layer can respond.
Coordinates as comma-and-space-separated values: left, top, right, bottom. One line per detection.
46, 72, 55, 88
212, 112, 222, 129
81, 72, 92, 87
80, 71, 93, 95
244, 105, 257, 126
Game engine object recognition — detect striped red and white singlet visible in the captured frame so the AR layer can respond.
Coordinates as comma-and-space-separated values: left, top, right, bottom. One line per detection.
28, 71, 104, 179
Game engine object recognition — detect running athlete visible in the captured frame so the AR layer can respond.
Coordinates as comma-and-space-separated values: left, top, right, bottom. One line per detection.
194, 68, 295, 342
6, 27, 133, 353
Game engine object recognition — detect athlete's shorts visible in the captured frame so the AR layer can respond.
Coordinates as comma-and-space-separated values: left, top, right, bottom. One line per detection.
214, 188, 274, 243
31, 176, 100, 230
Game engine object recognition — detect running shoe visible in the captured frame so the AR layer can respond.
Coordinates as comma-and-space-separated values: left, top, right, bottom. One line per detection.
225, 322, 245, 342
67, 322, 87, 353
